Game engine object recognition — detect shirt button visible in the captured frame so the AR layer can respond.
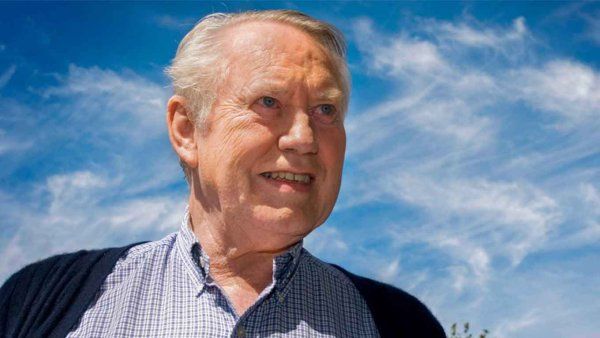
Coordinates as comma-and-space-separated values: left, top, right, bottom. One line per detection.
237, 326, 246, 338
277, 292, 285, 303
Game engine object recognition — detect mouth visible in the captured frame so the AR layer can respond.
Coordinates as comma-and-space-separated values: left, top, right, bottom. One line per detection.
260, 171, 313, 185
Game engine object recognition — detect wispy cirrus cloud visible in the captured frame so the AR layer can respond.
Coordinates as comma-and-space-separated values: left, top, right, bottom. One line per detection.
385, 175, 561, 265
42, 65, 168, 142
583, 11, 600, 46
510, 60, 600, 127
0, 64, 16, 89
549, 1, 600, 47
422, 16, 530, 51
0, 170, 186, 281
339, 13, 599, 337
153, 14, 198, 31
347, 14, 597, 261
0, 128, 32, 155
40, 65, 181, 192
354, 17, 448, 77
0, 65, 187, 281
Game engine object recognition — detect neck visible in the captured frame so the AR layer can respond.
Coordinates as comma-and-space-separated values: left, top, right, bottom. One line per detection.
188, 203, 288, 316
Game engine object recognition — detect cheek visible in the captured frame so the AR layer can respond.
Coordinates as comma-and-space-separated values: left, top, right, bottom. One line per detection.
210, 121, 276, 189
317, 130, 346, 207
321, 131, 346, 175
211, 116, 257, 158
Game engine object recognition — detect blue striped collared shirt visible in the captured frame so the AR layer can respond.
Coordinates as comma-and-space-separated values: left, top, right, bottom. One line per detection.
67, 212, 380, 337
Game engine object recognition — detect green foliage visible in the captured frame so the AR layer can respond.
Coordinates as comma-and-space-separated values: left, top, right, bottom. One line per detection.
449, 322, 489, 338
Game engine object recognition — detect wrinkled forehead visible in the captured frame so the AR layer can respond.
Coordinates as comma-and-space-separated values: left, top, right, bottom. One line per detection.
217, 21, 346, 94
223, 21, 323, 57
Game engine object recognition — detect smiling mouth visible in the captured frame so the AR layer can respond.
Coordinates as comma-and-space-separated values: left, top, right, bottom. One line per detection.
260, 171, 312, 184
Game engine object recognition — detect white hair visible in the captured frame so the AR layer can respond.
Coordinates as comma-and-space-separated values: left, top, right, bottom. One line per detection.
165, 10, 350, 182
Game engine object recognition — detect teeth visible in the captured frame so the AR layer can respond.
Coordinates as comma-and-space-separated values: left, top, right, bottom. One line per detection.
263, 172, 311, 183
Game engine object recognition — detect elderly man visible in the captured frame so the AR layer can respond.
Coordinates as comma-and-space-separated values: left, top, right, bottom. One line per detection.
0, 10, 444, 338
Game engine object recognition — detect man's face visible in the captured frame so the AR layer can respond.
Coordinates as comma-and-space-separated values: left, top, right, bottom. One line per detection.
193, 21, 346, 250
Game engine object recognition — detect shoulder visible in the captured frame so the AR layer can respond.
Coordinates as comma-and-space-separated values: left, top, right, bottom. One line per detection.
294, 250, 381, 336
110, 233, 176, 271
300, 250, 362, 289
4, 232, 177, 286
97, 233, 177, 287
0, 243, 145, 301
0, 242, 143, 337
1, 245, 132, 295
329, 264, 446, 338
299, 250, 378, 306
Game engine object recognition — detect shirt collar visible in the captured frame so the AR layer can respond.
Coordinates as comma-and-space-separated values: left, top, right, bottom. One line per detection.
175, 208, 304, 291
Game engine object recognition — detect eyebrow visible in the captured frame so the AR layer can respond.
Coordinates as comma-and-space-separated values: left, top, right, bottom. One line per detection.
314, 87, 344, 103
244, 78, 345, 103
245, 79, 291, 96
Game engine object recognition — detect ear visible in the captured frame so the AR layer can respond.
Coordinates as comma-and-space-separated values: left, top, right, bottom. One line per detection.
166, 95, 198, 170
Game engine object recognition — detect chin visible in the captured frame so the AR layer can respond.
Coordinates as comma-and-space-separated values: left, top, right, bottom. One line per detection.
252, 206, 317, 237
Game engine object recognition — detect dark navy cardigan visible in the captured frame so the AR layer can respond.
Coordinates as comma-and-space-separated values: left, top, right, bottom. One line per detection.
0, 244, 446, 338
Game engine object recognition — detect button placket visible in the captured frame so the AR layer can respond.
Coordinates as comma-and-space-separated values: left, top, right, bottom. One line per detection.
236, 325, 246, 338
276, 291, 285, 304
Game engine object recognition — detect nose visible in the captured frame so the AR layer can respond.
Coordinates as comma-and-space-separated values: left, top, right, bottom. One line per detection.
278, 110, 318, 155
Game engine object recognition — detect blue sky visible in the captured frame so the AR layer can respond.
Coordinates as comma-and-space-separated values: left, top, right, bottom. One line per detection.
0, 2, 598, 337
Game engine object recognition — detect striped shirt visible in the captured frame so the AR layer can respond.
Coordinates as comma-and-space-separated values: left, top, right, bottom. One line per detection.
67, 212, 380, 337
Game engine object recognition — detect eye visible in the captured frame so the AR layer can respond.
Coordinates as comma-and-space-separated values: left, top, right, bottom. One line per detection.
259, 96, 278, 108
319, 104, 335, 116
311, 104, 339, 124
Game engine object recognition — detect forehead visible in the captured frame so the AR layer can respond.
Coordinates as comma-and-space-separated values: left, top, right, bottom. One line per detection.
218, 21, 341, 89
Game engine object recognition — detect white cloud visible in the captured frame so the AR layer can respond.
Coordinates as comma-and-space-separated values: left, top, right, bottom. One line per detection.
0, 96, 44, 159
511, 60, 600, 126
304, 226, 349, 258
405, 98, 493, 144
354, 18, 447, 77
349, 17, 502, 155
348, 15, 592, 270
107, 197, 185, 232
344, 13, 600, 338
399, 175, 560, 263
376, 258, 400, 283
346, 91, 495, 159
382, 174, 562, 282
46, 171, 109, 212
542, 182, 600, 251
424, 17, 529, 50
494, 310, 540, 338
0, 170, 186, 282
19, 64, 182, 195
391, 177, 556, 226
488, 257, 600, 338
582, 183, 600, 213
350, 15, 599, 151
43, 64, 169, 142
0, 65, 186, 282
153, 15, 197, 30
436, 236, 491, 289
0, 235, 24, 283
0, 128, 32, 155
0, 68, 186, 244
583, 11, 600, 46
0, 64, 16, 89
